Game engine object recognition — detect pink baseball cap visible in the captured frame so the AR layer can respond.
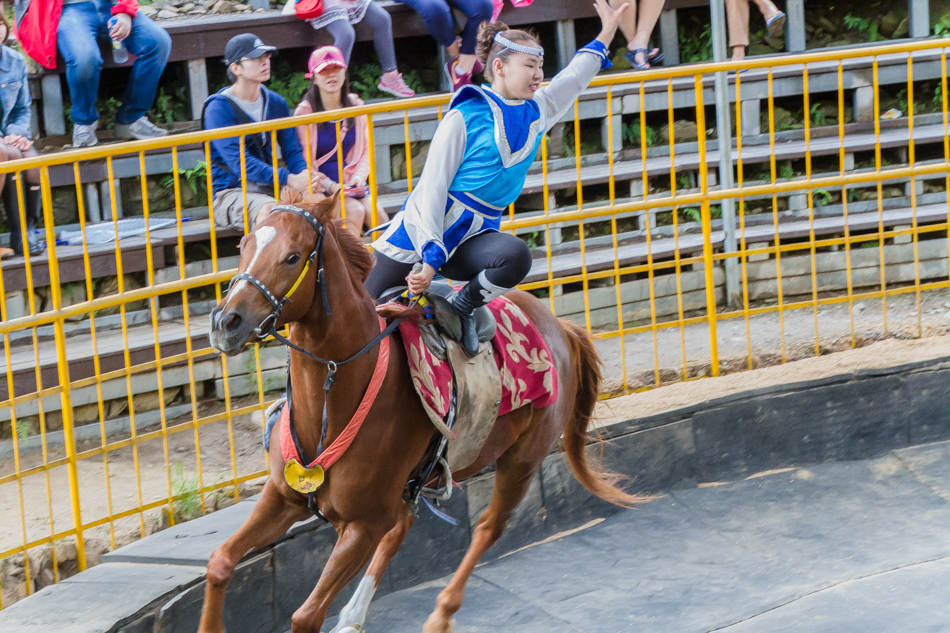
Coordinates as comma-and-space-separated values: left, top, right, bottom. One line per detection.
306, 46, 347, 78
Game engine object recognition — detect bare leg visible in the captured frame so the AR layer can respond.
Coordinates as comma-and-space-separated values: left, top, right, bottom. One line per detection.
423, 442, 542, 633
198, 480, 309, 633
329, 508, 415, 632
751, 0, 781, 21
629, 0, 665, 67
290, 521, 388, 633
610, 0, 637, 46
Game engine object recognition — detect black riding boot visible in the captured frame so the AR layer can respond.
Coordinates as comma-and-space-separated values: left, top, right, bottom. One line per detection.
448, 272, 510, 356
24, 185, 45, 256
3, 180, 44, 256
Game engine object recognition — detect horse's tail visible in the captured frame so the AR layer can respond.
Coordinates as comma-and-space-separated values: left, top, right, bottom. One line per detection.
558, 318, 650, 508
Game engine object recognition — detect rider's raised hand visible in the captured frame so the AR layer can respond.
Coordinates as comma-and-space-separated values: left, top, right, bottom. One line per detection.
594, 0, 629, 47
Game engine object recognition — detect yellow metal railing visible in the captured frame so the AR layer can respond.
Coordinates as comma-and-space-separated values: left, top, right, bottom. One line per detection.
3, 36, 950, 605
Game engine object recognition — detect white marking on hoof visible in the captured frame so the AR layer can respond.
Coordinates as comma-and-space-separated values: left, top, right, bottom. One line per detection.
329, 575, 376, 633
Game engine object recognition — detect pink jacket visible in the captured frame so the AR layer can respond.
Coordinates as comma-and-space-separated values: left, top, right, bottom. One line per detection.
294, 94, 370, 186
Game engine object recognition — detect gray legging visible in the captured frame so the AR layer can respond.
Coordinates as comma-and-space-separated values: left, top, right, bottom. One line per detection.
325, 2, 397, 72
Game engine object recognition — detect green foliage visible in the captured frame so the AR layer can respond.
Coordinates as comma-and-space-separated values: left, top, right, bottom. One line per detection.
349, 63, 427, 101
67, 97, 121, 131
935, 14, 950, 37
268, 58, 313, 107
16, 419, 31, 443
679, 21, 712, 63
681, 207, 701, 223
161, 161, 208, 196
809, 103, 828, 127
843, 13, 886, 41
171, 462, 203, 522
847, 188, 862, 202
676, 173, 693, 191
779, 163, 795, 180
149, 86, 191, 129
814, 189, 834, 206
622, 120, 656, 148
523, 231, 542, 249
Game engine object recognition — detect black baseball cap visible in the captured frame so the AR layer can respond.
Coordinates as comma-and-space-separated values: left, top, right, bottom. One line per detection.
223, 33, 277, 66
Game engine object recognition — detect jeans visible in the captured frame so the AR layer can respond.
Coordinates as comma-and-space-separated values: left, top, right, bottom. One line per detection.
324, 1, 398, 72
394, 0, 493, 54
57, 0, 172, 126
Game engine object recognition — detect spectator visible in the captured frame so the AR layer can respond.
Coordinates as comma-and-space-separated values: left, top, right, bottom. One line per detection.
202, 34, 310, 230
14, 0, 172, 148
609, 0, 664, 70
0, 13, 44, 259
306, 0, 415, 98
394, 0, 494, 90
294, 46, 390, 233
726, 0, 785, 61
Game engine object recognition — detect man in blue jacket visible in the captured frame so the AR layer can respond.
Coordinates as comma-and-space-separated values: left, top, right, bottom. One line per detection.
203, 34, 310, 230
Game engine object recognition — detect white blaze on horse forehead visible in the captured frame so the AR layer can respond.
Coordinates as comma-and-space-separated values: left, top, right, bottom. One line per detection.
224, 225, 278, 307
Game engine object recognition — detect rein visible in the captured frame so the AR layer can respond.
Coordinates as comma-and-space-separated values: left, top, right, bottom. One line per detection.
225, 203, 406, 504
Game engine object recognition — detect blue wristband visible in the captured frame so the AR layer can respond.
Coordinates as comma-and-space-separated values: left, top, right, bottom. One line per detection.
579, 40, 612, 71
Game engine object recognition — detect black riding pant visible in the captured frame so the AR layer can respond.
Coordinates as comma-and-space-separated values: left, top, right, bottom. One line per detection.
364, 230, 533, 299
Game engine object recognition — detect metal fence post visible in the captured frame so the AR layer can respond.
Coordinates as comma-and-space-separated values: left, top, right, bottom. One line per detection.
694, 75, 721, 377
710, 0, 740, 307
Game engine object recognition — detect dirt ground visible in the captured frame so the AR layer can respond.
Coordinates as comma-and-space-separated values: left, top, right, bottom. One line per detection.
3, 287, 950, 604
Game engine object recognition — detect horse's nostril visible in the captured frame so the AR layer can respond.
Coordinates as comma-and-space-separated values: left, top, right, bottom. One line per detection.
224, 313, 243, 333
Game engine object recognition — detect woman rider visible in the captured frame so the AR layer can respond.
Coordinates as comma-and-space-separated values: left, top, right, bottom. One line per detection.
365, 0, 629, 355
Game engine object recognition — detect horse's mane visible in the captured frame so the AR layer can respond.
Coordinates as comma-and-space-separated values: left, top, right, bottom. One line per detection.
278, 187, 374, 283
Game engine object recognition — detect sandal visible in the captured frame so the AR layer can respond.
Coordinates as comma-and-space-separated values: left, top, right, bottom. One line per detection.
766, 12, 786, 38
625, 48, 663, 70
0, 247, 15, 260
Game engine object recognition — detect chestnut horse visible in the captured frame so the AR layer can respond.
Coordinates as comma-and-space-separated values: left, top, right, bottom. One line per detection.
202, 190, 643, 633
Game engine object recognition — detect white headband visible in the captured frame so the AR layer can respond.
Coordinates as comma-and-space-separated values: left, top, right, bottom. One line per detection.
493, 33, 544, 57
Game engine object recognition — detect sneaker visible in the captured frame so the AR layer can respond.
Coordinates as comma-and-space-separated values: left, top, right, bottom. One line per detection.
378, 71, 416, 98
115, 115, 169, 141
72, 120, 99, 148
445, 59, 473, 92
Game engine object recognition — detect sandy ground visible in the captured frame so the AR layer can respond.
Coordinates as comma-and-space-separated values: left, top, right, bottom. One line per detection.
3, 287, 950, 578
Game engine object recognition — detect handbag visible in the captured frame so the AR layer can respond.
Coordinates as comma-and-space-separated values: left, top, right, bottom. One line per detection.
295, 0, 324, 20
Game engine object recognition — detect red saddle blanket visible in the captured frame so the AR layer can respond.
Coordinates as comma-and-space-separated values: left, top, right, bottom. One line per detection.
397, 295, 559, 429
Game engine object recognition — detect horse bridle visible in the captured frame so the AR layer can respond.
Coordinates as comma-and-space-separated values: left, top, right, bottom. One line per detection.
225, 204, 402, 390
226, 204, 332, 338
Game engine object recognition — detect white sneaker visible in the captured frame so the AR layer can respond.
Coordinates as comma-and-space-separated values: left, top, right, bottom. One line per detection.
115, 116, 169, 141
72, 120, 99, 147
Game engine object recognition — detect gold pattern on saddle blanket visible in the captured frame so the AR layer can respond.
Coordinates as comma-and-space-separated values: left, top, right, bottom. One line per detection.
284, 459, 325, 493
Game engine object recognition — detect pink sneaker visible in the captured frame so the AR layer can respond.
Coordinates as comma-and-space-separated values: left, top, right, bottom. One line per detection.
378, 71, 416, 98
445, 59, 473, 91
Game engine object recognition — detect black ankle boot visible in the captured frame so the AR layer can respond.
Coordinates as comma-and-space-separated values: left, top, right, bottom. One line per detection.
2, 183, 23, 256
24, 185, 45, 256
448, 281, 483, 356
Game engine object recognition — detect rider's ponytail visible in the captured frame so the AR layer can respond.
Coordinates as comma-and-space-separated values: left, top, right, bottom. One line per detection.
476, 21, 542, 83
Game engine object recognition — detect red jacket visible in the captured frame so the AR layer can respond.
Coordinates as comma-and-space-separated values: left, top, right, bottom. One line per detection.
14, 0, 139, 69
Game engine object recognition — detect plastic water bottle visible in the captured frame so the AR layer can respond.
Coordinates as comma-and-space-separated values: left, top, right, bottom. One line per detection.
108, 17, 129, 64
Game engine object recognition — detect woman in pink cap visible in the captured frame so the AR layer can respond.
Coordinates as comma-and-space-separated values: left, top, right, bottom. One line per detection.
294, 46, 390, 233
305, 0, 415, 98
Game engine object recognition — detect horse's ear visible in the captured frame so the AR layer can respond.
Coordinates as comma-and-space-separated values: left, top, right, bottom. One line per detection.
314, 187, 343, 223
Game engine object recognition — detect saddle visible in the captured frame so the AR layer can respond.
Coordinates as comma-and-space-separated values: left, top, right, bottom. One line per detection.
380, 281, 497, 354
380, 283, 502, 474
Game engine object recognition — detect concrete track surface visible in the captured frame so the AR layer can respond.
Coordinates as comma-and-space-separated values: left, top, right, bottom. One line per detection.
339, 440, 950, 633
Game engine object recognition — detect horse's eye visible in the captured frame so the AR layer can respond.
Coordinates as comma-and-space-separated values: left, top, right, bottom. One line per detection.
285, 253, 301, 266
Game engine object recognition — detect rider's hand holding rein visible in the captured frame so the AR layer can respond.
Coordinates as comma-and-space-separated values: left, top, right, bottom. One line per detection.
407, 263, 436, 295
593, 0, 629, 46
